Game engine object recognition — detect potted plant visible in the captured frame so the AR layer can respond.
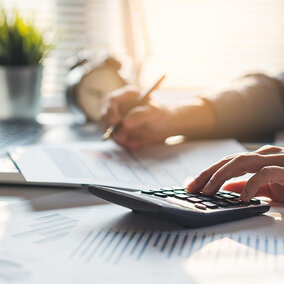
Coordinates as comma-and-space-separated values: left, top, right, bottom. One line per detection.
0, 9, 51, 120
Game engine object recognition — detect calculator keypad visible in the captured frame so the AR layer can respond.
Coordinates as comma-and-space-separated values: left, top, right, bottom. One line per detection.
141, 187, 261, 210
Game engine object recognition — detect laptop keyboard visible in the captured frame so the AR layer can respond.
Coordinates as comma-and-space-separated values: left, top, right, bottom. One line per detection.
141, 187, 261, 211
0, 119, 46, 155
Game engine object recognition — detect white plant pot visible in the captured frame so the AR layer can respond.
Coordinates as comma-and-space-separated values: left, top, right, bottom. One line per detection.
0, 65, 43, 120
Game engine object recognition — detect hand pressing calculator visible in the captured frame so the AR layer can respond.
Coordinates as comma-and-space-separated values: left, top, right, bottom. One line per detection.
88, 185, 270, 228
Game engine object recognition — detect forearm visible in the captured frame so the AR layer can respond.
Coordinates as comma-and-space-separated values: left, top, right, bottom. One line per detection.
200, 74, 284, 140
170, 99, 216, 139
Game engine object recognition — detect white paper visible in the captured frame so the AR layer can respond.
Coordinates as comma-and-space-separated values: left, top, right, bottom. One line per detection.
184, 238, 284, 283
10, 139, 245, 189
1, 201, 284, 284
1, 189, 104, 249
24, 203, 284, 284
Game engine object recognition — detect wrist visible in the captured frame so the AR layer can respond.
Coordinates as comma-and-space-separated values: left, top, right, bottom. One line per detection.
170, 99, 216, 138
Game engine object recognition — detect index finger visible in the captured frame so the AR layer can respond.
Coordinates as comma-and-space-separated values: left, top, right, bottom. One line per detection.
101, 103, 121, 130
186, 154, 237, 193
186, 146, 284, 194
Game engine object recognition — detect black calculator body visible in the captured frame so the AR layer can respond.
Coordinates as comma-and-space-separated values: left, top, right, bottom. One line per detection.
88, 185, 270, 228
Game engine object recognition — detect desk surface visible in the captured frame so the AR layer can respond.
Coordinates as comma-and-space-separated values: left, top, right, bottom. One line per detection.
0, 112, 279, 208
1, 113, 284, 284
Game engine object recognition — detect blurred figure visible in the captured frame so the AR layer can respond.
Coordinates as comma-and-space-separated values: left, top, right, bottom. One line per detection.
101, 73, 284, 150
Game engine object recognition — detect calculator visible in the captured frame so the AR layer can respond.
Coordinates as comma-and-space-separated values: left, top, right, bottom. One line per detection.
88, 185, 270, 228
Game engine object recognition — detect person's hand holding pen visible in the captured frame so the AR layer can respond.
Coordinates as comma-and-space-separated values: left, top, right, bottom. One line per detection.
101, 76, 217, 150
101, 76, 177, 150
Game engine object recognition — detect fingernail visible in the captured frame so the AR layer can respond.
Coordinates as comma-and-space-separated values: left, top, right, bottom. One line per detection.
202, 182, 213, 193
187, 187, 195, 193
186, 181, 195, 190
240, 191, 247, 201
187, 181, 199, 193
202, 188, 211, 195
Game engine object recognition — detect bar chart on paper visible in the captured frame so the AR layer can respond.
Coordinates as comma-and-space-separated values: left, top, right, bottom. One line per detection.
12, 213, 79, 245
69, 227, 284, 266
16, 140, 245, 189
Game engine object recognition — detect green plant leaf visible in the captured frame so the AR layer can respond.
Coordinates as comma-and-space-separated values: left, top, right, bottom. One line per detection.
0, 8, 52, 66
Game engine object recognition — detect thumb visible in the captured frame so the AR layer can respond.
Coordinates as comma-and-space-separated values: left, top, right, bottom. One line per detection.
123, 106, 152, 129
223, 181, 247, 194
223, 180, 271, 198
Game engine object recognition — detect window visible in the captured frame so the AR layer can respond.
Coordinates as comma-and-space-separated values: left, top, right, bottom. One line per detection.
139, 0, 284, 89
2, 0, 284, 107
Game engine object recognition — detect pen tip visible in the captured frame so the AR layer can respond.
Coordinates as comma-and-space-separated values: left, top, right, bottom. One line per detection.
102, 127, 114, 141
102, 133, 110, 141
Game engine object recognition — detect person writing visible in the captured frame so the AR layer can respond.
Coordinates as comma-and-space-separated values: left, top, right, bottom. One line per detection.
101, 73, 284, 201
101, 73, 284, 150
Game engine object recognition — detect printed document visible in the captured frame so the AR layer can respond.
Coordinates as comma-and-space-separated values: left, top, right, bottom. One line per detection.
10, 139, 245, 189
28, 204, 284, 283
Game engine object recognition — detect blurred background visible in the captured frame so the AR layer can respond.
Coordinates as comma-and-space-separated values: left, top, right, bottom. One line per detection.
2, 0, 284, 111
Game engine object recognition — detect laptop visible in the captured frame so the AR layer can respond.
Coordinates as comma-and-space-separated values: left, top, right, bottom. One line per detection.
0, 119, 49, 185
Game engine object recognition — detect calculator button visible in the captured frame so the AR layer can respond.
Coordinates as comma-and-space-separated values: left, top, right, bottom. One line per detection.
202, 202, 218, 209
250, 198, 261, 205
175, 194, 189, 200
187, 197, 203, 203
164, 192, 175, 197
141, 190, 154, 195
219, 190, 230, 194
213, 195, 225, 201
221, 194, 235, 199
187, 193, 199, 198
229, 192, 241, 197
213, 200, 229, 207
160, 187, 172, 191
162, 189, 174, 193
174, 190, 186, 194
171, 186, 185, 191
195, 203, 206, 210
227, 199, 241, 206
197, 194, 212, 201
154, 192, 167, 198
152, 189, 164, 193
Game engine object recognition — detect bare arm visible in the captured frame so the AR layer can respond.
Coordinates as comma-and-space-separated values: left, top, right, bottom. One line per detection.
200, 74, 284, 140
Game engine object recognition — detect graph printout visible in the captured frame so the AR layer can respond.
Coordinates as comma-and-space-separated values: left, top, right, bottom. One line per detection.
12, 139, 245, 189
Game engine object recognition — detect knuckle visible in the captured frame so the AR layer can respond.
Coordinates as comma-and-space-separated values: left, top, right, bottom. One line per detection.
234, 152, 259, 163
235, 153, 249, 162
223, 154, 235, 162
263, 145, 278, 150
257, 145, 283, 153
259, 166, 273, 177
270, 146, 283, 152
227, 153, 255, 173
231, 154, 248, 169
259, 144, 274, 150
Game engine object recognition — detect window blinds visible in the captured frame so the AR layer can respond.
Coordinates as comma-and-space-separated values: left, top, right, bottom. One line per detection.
2, 0, 284, 106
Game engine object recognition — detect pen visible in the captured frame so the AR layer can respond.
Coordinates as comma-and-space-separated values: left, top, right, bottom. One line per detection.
102, 75, 166, 141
